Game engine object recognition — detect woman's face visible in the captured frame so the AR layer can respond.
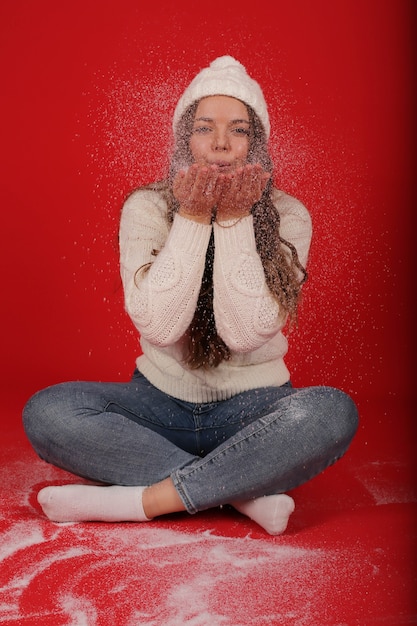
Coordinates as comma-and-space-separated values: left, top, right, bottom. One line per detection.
189, 95, 250, 172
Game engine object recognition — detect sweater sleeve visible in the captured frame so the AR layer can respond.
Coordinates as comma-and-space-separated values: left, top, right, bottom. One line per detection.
119, 190, 212, 346
213, 215, 281, 352
274, 189, 312, 276
212, 191, 312, 353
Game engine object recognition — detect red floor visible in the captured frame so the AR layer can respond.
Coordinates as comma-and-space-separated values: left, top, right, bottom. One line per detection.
1, 394, 415, 625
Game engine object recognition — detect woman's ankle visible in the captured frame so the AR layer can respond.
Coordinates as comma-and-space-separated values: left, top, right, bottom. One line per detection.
142, 478, 186, 518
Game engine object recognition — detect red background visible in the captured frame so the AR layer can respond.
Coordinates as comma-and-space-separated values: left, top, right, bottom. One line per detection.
1, 6, 415, 621
1, 1, 415, 423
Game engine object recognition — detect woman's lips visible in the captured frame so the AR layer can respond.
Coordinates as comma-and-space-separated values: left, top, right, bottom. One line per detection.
211, 161, 232, 169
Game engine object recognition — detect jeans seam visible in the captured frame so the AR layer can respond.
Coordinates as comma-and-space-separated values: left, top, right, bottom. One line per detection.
104, 401, 195, 433
171, 411, 285, 513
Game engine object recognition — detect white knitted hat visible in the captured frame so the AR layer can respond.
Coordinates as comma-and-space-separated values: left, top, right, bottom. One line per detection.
172, 55, 270, 139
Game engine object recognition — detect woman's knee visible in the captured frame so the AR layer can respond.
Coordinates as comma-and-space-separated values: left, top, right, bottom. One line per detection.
321, 386, 359, 447
337, 388, 359, 435
22, 382, 76, 444
296, 385, 358, 444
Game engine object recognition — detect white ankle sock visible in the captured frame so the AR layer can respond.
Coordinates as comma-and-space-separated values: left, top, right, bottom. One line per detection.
231, 494, 295, 535
37, 484, 152, 523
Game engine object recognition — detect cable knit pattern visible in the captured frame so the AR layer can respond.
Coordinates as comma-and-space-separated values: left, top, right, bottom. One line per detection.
213, 215, 282, 352
119, 186, 312, 403
234, 256, 265, 293
120, 189, 212, 346
149, 255, 177, 289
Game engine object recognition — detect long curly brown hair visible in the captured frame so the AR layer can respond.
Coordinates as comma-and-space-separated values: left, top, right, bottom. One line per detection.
141, 101, 307, 369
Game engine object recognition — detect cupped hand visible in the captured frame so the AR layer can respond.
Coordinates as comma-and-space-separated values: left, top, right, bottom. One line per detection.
215, 164, 270, 222
173, 164, 225, 224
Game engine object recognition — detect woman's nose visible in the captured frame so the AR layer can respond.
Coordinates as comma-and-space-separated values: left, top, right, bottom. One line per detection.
213, 132, 229, 150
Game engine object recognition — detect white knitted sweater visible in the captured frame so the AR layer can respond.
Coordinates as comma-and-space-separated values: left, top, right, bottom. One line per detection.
119, 186, 312, 403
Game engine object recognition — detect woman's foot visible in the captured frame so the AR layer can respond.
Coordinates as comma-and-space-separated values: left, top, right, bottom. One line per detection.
37, 484, 151, 523
231, 494, 295, 535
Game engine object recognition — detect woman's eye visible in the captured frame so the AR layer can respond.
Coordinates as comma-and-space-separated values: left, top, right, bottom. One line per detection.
193, 126, 211, 134
233, 127, 250, 135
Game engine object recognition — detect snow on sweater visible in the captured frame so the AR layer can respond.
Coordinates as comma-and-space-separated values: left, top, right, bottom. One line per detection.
119, 186, 312, 403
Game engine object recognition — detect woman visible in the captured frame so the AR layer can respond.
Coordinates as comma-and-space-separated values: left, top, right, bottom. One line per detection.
23, 56, 358, 534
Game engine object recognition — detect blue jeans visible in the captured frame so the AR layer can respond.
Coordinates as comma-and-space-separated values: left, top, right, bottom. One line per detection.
22, 371, 358, 514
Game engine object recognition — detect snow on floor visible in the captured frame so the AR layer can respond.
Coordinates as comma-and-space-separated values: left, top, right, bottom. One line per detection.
1, 439, 415, 626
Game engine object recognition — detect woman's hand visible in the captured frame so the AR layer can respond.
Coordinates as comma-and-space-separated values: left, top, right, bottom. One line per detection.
173, 163, 270, 224
215, 164, 270, 222
173, 164, 225, 224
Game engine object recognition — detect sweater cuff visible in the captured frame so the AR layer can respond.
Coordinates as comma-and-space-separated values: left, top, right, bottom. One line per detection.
171, 213, 213, 256
213, 214, 256, 253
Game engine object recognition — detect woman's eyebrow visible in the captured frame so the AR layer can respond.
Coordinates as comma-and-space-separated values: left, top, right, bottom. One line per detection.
194, 117, 250, 124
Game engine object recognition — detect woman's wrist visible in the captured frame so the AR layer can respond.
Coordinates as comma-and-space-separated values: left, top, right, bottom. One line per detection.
215, 212, 251, 226
178, 209, 212, 225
